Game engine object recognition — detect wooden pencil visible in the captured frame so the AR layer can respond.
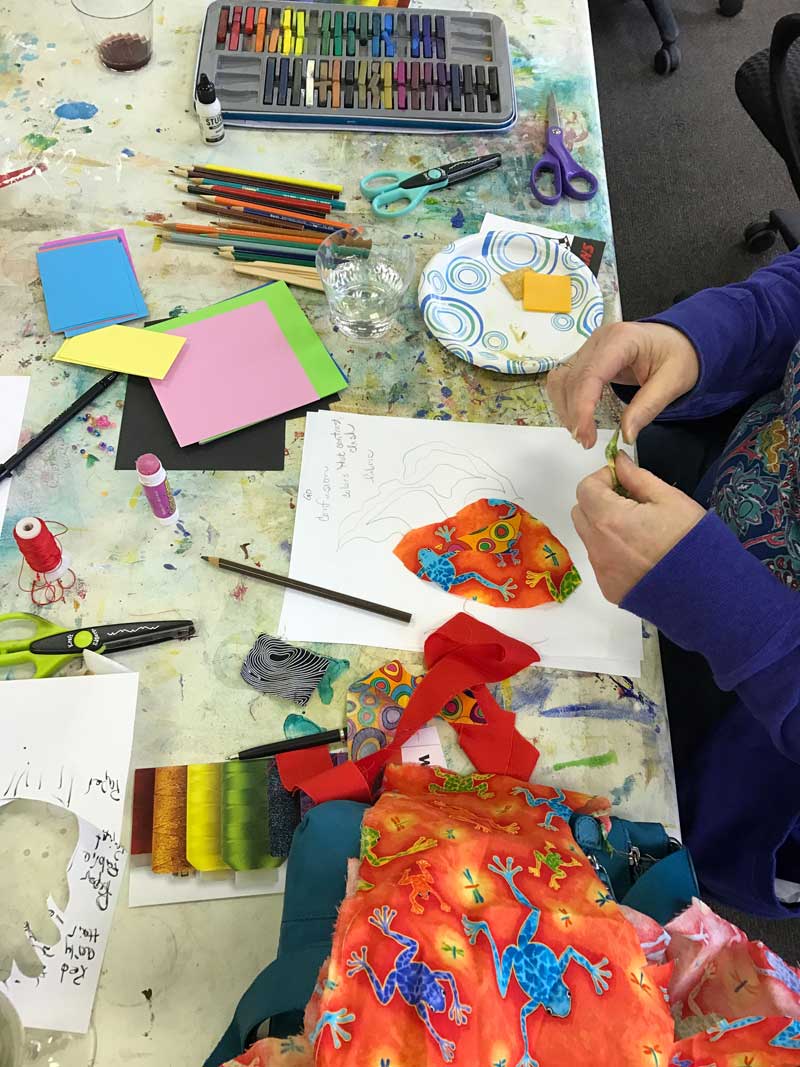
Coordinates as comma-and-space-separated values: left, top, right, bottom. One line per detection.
181, 177, 347, 211
157, 222, 324, 245
234, 265, 325, 291
173, 163, 342, 196
182, 201, 304, 233
194, 193, 340, 231
201, 556, 412, 623
176, 182, 333, 218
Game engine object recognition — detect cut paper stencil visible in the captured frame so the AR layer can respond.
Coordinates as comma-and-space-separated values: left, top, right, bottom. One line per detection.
393, 498, 581, 608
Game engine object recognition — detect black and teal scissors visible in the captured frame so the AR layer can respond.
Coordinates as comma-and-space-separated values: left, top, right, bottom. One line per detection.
0, 612, 196, 679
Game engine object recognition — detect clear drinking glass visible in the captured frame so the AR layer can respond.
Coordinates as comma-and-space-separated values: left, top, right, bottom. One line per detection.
315, 225, 415, 340
71, 0, 154, 71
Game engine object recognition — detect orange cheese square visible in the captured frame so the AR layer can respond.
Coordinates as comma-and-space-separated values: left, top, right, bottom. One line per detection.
522, 271, 572, 313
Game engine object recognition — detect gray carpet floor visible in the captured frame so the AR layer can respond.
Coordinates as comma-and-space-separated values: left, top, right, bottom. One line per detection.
589, 0, 800, 957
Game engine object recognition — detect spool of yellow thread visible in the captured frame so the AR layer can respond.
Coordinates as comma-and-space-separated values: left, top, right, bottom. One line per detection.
186, 763, 230, 872
151, 765, 193, 875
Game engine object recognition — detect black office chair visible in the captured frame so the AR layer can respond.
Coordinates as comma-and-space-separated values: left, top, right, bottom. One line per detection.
737, 14, 800, 253
643, 0, 744, 76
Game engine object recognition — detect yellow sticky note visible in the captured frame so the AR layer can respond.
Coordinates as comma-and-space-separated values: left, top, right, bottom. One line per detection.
522, 271, 572, 314
53, 324, 186, 379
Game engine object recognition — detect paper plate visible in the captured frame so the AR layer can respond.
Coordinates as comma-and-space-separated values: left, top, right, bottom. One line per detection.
418, 230, 604, 375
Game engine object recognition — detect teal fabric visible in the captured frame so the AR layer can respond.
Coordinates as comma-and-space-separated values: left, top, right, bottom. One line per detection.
570, 813, 698, 925
206, 800, 367, 1067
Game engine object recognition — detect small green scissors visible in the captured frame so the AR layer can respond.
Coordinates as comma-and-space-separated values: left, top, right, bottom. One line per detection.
0, 612, 196, 679
361, 153, 502, 218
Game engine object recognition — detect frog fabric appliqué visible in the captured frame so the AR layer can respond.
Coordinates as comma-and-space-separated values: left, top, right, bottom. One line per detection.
393, 498, 581, 609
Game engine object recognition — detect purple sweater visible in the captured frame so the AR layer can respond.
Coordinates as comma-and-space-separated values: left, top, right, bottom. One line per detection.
620, 252, 800, 917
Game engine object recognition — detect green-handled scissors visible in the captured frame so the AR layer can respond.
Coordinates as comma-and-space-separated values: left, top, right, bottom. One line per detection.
0, 612, 196, 679
361, 153, 502, 218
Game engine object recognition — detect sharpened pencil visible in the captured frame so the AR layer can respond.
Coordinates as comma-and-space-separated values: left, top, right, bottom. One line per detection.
194, 194, 340, 231
172, 175, 346, 209
201, 556, 412, 623
175, 182, 336, 217
173, 163, 342, 195
181, 201, 305, 232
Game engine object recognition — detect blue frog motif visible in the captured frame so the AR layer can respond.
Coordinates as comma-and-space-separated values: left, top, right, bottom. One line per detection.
416, 547, 517, 601
511, 785, 574, 830
463, 856, 611, 1067
347, 905, 471, 1063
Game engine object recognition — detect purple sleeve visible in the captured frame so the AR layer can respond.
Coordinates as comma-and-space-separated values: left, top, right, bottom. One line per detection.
620, 250, 800, 420
621, 513, 800, 761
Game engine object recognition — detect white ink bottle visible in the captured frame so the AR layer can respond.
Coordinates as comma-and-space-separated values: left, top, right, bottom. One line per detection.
195, 73, 224, 145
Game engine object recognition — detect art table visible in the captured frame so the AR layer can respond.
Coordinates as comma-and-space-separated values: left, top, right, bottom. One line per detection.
0, 0, 678, 1062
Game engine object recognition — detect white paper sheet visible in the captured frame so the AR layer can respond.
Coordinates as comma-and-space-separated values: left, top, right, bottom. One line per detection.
0, 673, 139, 1032
0, 377, 30, 537
279, 412, 642, 676
480, 212, 579, 247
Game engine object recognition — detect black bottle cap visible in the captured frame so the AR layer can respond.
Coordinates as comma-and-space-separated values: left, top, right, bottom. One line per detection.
196, 73, 217, 104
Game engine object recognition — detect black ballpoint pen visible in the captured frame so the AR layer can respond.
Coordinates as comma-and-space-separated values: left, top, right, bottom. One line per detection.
0, 371, 119, 482
228, 727, 347, 761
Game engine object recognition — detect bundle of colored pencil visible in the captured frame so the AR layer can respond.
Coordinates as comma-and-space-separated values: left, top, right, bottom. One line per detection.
156, 163, 364, 290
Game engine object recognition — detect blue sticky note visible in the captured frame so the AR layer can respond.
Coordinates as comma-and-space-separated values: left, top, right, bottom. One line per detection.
37, 238, 147, 333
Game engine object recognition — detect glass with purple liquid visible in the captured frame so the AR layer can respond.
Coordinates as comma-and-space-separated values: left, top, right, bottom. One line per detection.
71, 0, 153, 71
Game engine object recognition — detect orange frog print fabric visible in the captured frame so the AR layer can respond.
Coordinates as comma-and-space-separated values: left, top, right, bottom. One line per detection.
311, 764, 673, 1067
393, 498, 581, 608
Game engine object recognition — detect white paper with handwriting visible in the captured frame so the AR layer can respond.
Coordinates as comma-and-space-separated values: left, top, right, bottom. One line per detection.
279, 412, 642, 676
0, 672, 138, 1032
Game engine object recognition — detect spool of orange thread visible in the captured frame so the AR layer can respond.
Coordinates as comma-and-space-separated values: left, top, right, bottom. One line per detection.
13, 517, 75, 606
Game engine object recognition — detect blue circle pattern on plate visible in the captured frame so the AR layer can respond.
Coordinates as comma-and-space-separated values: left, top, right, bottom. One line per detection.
577, 298, 605, 338
422, 269, 447, 295
482, 230, 559, 275
419, 231, 604, 375
551, 313, 575, 332
420, 294, 484, 346
482, 330, 509, 352
445, 256, 491, 295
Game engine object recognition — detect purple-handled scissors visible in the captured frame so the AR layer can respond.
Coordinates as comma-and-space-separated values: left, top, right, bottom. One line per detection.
530, 92, 599, 206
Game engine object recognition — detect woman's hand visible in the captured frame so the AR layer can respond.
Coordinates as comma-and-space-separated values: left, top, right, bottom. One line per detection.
547, 321, 701, 447
572, 452, 706, 604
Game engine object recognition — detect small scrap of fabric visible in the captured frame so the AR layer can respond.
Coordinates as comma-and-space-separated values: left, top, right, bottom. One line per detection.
605, 428, 629, 498
346, 658, 486, 761
393, 497, 580, 608
241, 634, 348, 707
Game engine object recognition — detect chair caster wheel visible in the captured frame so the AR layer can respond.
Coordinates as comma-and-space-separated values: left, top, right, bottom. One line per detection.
744, 220, 777, 254
718, 0, 743, 16
654, 42, 681, 75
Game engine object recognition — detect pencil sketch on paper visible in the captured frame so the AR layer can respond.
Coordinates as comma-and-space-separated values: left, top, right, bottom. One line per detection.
338, 443, 520, 549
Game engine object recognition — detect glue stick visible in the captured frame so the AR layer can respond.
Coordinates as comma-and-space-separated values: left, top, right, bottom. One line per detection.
136, 453, 178, 526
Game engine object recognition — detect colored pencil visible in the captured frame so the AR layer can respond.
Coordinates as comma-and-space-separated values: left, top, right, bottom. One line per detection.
221, 253, 318, 274
194, 193, 340, 230
172, 175, 346, 210
173, 163, 342, 195
181, 201, 304, 232
160, 230, 319, 255
198, 201, 340, 235
229, 728, 347, 762
201, 556, 412, 623
176, 182, 334, 218
159, 233, 317, 265
0, 372, 119, 482
157, 223, 324, 246
234, 265, 325, 291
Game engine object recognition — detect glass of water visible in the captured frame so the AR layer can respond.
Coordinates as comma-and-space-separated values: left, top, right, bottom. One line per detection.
316, 225, 415, 340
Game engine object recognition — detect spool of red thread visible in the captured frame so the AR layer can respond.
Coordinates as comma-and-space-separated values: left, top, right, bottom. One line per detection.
13, 517, 71, 582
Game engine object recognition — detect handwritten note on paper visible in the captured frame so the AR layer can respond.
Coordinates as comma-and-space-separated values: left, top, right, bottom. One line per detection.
0, 673, 139, 1032
279, 411, 642, 676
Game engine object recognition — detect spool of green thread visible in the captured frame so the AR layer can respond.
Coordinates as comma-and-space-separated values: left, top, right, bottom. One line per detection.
220, 758, 282, 871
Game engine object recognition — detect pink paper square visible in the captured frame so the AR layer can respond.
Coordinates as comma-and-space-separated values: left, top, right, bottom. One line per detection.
151, 301, 319, 447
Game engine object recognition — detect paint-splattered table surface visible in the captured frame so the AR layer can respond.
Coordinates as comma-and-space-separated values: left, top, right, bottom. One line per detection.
0, 1, 677, 1063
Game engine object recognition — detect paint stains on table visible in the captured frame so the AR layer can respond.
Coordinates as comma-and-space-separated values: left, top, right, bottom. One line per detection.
552, 750, 618, 772
231, 581, 247, 602
609, 774, 637, 805
54, 100, 98, 120
22, 132, 57, 151
450, 207, 465, 229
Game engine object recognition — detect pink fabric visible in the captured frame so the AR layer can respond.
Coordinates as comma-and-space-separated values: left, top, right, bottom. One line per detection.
623, 897, 800, 1021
